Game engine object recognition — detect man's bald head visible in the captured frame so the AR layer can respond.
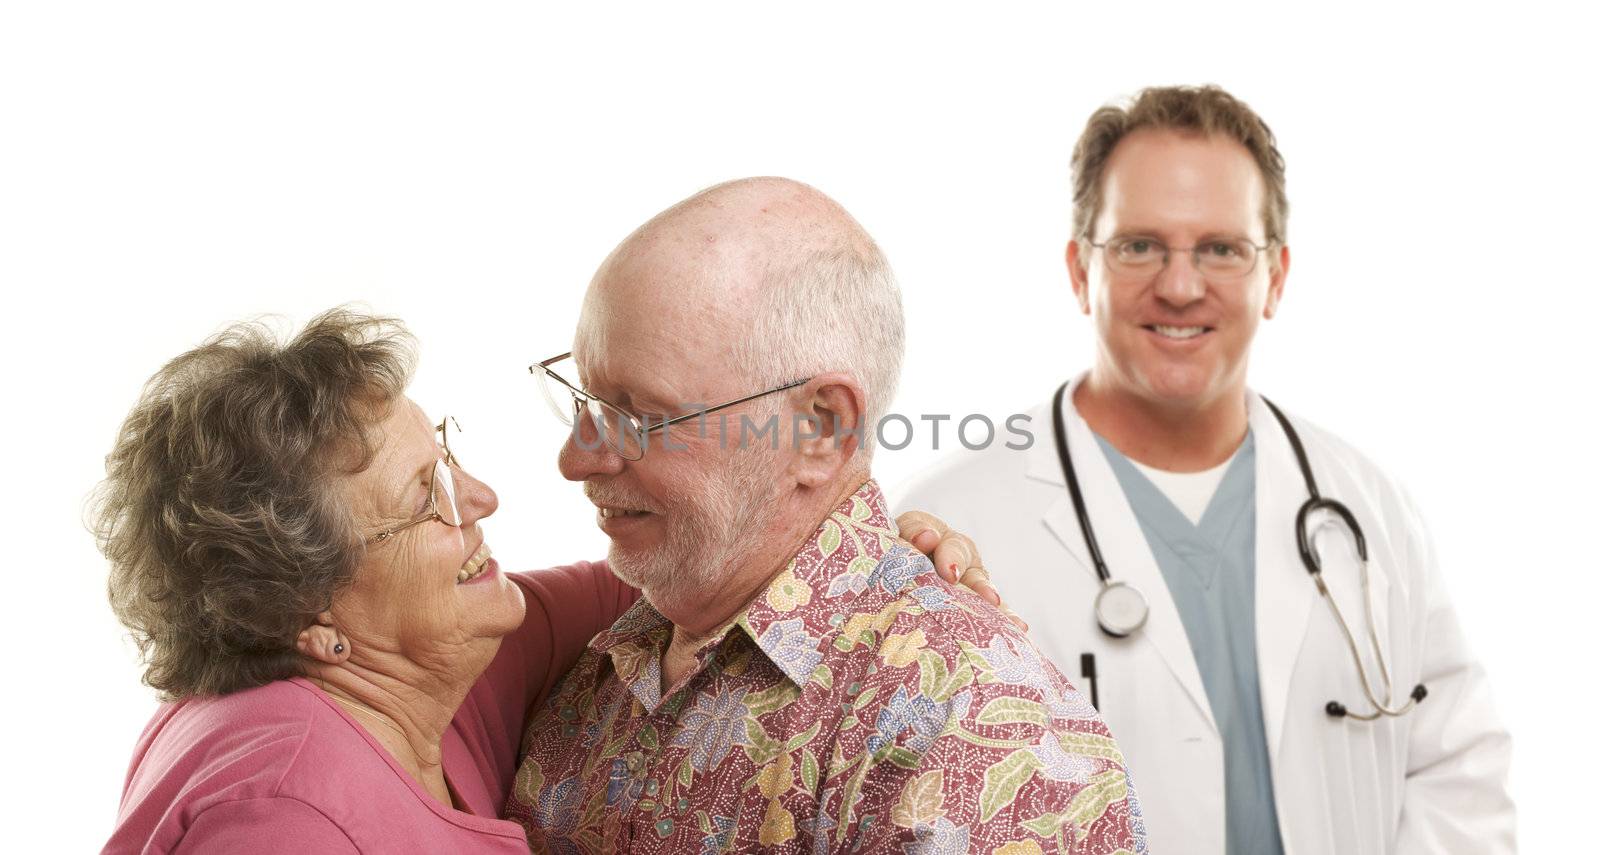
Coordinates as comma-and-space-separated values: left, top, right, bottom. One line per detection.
597, 177, 876, 295
575, 177, 903, 453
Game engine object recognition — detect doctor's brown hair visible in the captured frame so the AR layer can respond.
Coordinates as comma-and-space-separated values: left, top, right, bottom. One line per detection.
1070, 84, 1289, 245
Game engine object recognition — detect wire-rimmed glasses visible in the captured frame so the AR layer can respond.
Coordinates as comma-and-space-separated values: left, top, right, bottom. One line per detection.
366, 417, 465, 544
1087, 234, 1273, 282
530, 352, 809, 460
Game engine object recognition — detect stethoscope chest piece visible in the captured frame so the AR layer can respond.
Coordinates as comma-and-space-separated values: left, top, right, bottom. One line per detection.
1095, 581, 1149, 638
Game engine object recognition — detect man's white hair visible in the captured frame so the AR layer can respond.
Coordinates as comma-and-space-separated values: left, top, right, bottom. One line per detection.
736, 240, 904, 457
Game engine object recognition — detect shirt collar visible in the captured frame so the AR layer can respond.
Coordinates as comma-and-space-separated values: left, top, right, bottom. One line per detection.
590, 595, 672, 656
588, 479, 903, 692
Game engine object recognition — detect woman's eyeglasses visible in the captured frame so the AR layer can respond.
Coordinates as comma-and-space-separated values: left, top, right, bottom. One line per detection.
366, 417, 465, 545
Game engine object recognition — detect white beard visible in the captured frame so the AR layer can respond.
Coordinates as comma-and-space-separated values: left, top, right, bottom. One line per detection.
605, 449, 777, 609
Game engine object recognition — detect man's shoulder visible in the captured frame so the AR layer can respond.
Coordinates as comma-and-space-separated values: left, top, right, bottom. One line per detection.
821, 549, 1088, 713
812, 551, 1134, 848
802, 545, 1000, 632
883, 583, 1079, 696
750, 545, 1047, 685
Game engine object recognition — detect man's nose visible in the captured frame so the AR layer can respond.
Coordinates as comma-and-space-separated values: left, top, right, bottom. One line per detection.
1152, 250, 1207, 307
557, 412, 626, 482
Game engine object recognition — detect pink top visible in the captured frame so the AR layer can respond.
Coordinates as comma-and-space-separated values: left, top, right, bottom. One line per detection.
105, 563, 637, 854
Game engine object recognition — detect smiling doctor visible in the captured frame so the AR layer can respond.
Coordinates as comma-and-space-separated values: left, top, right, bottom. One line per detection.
896, 85, 1514, 854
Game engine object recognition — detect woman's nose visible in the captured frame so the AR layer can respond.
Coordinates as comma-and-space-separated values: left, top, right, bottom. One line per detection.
455, 467, 500, 525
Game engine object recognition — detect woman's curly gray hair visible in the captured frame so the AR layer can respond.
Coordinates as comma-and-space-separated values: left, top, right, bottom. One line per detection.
93, 308, 416, 699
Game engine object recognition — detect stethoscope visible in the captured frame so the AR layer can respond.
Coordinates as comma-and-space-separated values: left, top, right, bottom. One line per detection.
1051, 381, 1427, 721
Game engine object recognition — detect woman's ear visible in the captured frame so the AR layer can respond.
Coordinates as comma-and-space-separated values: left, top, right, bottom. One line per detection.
296, 611, 349, 664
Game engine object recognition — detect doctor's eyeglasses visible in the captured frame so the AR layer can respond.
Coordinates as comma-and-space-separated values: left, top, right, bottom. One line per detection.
531, 352, 809, 460
1087, 235, 1273, 282
366, 417, 465, 545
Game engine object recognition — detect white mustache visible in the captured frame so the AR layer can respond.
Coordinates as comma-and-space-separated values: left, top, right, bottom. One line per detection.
585, 486, 659, 514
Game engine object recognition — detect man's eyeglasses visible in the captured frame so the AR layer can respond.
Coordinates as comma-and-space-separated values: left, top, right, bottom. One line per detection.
366, 417, 465, 545
1087, 235, 1273, 283
531, 352, 809, 460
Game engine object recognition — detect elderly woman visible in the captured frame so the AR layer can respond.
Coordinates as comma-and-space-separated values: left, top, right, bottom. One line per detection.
97, 309, 995, 853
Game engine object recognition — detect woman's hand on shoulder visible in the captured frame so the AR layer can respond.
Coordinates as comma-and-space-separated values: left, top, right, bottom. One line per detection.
895, 510, 1027, 632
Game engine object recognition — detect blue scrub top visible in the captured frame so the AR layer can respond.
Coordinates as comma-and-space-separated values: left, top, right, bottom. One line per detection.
1094, 429, 1287, 855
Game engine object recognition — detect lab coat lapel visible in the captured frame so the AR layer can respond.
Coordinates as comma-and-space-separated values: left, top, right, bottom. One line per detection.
1250, 392, 1320, 759
1029, 378, 1218, 734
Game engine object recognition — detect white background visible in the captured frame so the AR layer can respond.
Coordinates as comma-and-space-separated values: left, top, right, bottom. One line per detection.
3, 2, 1594, 850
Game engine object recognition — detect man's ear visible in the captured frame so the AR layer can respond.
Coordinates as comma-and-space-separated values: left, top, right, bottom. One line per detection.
1263, 244, 1290, 319
790, 373, 868, 488
1066, 239, 1092, 315
296, 611, 348, 665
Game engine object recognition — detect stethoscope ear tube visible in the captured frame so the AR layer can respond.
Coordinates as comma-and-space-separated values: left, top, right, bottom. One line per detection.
1053, 382, 1113, 587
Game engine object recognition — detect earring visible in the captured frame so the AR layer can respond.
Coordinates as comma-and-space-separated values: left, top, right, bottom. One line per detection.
333, 643, 345, 655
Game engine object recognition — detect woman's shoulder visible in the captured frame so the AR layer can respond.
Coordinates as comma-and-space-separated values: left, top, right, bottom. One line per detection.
124, 679, 368, 796
110, 678, 531, 854
108, 679, 380, 851
134, 678, 337, 770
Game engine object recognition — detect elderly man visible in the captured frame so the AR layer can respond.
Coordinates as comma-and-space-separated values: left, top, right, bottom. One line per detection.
506, 178, 1144, 853
897, 85, 1515, 853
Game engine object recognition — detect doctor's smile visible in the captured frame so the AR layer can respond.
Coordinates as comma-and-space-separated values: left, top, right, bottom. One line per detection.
1143, 322, 1217, 348
1145, 323, 1213, 340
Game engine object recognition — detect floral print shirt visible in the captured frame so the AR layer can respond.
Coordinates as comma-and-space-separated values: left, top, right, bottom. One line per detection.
505, 481, 1145, 854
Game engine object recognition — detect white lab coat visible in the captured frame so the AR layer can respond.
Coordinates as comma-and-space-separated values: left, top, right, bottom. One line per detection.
893, 379, 1514, 855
